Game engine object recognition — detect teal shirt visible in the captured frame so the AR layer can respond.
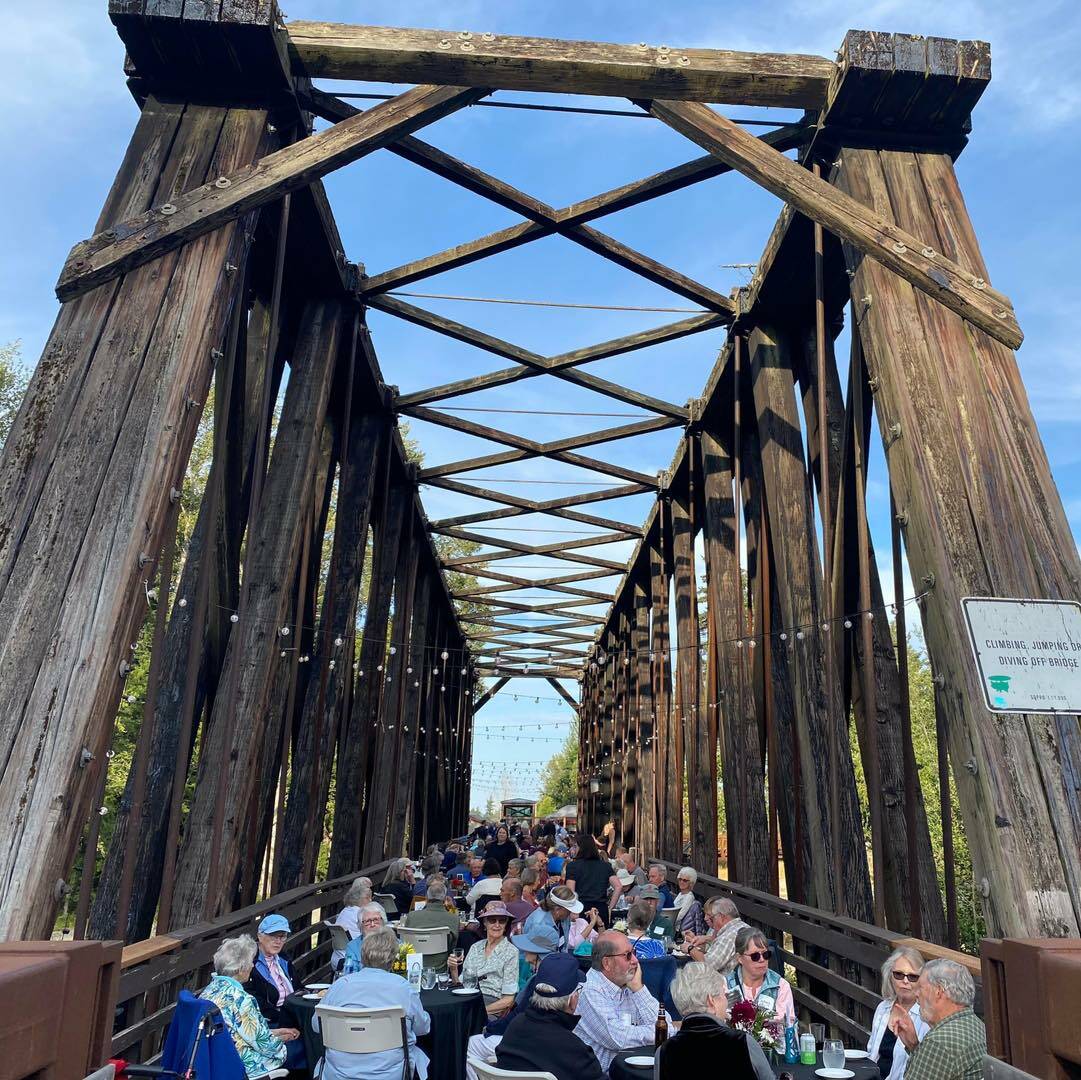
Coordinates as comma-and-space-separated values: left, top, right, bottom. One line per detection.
201, 974, 287, 1079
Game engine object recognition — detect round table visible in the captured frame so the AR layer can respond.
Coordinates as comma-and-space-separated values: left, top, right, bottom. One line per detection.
287, 985, 488, 1080
610, 1044, 879, 1080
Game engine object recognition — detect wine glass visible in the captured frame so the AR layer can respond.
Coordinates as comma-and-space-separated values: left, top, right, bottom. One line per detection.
823, 1039, 845, 1071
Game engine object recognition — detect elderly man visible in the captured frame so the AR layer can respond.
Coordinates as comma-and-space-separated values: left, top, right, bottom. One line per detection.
622, 851, 648, 889
685, 897, 749, 975
501, 876, 535, 927
496, 953, 603, 1080
637, 884, 675, 944
648, 864, 676, 909
890, 959, 986, 1080
573, 931, 663, 1071
401, 879, 459, 973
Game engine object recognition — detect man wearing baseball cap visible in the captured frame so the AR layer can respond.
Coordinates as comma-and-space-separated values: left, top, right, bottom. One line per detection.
496, 954, 603, 1080
637, 884, 676, 943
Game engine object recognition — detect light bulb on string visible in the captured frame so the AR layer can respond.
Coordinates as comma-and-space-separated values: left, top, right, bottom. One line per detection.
230, 613, 239, 624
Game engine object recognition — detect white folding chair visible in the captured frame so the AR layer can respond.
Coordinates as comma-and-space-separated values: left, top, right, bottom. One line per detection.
375, 891, 399, 916
316, 1004, 410, 1080
324, 918, 354, 955
472, 1060, 558, 1080
397, 925, 450, 959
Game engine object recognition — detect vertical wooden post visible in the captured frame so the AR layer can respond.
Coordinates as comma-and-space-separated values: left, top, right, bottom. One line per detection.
633, 576, 657, 860
649, 518, 676, 860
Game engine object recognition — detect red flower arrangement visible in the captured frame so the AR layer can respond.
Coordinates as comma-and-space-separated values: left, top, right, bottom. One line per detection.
729, 996, 785, 1050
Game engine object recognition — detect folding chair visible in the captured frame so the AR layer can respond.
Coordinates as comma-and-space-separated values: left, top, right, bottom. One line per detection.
397, 925, 451, 967
316, 1004, 410, 1080
472, 1061, 558, 1080
374, 892, 399, 917
324, 918, 354, 955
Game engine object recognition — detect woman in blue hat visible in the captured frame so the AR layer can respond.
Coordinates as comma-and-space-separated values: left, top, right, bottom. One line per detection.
243, 913, 305, 1070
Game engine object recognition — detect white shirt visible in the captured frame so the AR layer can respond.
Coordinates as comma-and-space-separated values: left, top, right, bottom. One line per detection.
868, 999, 929, 1080
464, 877, 503, 917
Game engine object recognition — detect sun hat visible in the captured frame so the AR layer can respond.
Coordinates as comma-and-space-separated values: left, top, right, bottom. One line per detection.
548, 889, 584, 915
478, 901, 514, 921
511, 924, 560, 955
533, 953, 582, 997
616, 868, 635, 886
258, 913, 290, 935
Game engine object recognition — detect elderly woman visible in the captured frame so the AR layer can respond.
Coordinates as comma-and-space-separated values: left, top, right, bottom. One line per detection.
521, 884, 602, 953
449, 901, 519, 1017
243, 914, 303, 1064
725, 926, 795, 1024
657, 962, 773, 1078
380, 857, 416, 915
337, 878, 373, 938
868, 946, 929, 1079
202, 935, 289, 1078
342, 902, 389, 975
626, 900, 666, 959
316, 926, 432, 1080
672, 867, 706, 937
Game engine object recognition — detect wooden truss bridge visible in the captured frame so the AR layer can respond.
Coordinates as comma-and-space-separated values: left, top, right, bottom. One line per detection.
0, 2, 1078, 980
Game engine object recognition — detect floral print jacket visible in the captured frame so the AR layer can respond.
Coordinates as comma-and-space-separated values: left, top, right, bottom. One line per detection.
201, 974, 287, 1078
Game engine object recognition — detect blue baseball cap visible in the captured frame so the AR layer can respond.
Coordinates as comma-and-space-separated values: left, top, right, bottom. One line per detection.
533, 953, 581, 997
258, 913, 290, 935
511, 923, 560, 956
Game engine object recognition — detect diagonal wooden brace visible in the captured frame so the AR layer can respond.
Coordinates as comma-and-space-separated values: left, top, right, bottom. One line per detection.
648, 98, 1022, 349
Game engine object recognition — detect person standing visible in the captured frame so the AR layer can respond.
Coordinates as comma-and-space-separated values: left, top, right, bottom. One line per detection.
565, 833, 623, 925
486, 825, 520, 875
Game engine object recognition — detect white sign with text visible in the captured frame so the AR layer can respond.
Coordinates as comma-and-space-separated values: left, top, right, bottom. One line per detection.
962, 597, 1081, 714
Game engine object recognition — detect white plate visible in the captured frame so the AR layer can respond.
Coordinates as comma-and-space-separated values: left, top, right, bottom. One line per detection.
302, 993, 323, 1000
305, 983, 331, 990
451, 987, 480, 995
844, 1050, 869, 1060
815, 1070, 854, 1079
624, 1057, 654, 1068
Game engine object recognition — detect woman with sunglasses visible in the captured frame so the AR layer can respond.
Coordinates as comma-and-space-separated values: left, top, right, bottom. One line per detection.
725, 927, 795, 1024
867, 946, 929, 1079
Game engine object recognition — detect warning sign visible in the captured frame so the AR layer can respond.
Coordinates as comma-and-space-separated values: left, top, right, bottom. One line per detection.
962, 597, 1081, 714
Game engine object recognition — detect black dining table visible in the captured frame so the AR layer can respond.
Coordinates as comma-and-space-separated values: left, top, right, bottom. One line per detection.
610, 1043, 879, 1080
287, 985, 488, 1080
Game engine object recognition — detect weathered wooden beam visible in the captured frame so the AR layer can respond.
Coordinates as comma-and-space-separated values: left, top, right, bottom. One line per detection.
545, 677, 580, 713
647, 99, 1023, 349
57, 84, 487, 301
287, 22, 835, 108
632, 576, 655, 858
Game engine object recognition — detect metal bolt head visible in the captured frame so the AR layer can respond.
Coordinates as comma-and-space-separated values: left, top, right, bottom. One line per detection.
214, 176, 232, 189
160, 203, 177, 216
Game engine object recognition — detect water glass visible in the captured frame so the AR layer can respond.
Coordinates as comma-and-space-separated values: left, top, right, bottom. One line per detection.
464, 973, 478, 991
823, 1039, 845, 1071
437, 973, 451, 990
811, 1023, 826, 1049
421, 967, 437, 990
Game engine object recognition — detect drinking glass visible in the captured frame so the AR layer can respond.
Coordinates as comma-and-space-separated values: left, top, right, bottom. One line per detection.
421, 967, 437, 990
823, 1039, 845, 1071
811, 1023, 826, 1050
437, 973, 451, 990
464, 973, 478, 991
450, 947, 465, 967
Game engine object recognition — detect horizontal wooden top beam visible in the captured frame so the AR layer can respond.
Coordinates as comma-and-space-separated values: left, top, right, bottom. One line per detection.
286, 21, 835, 109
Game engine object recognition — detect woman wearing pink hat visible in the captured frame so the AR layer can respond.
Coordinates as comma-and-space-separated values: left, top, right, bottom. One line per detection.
449, 901, 519, 1017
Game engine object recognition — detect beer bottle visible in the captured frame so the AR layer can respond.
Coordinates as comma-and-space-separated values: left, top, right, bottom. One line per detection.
655, 1004, 668, 1047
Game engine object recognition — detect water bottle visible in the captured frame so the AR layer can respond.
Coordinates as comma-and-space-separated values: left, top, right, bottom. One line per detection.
800, 1032, 817, 1066
784, 1023, 799, 1064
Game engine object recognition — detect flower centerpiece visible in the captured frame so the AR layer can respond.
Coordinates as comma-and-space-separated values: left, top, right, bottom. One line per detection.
613, 918, 628, 933
730, 998, 785, 1054
391, 941, 416, 975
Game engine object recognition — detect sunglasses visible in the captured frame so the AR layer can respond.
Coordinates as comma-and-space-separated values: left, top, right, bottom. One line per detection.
607, 950, 635, 961
744, 950, 771, 962
892, 971, 920, 983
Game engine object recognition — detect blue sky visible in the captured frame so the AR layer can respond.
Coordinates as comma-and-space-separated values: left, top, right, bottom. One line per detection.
3, 1, 1079, 810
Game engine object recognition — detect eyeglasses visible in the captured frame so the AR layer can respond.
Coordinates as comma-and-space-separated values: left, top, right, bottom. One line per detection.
891, 971, 920, 983
743, 950, 771, 962
607, 950, 635, 961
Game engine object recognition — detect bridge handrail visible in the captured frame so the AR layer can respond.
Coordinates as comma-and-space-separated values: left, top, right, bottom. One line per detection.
111, 860, 392, 1061
655, 859, 980, 1043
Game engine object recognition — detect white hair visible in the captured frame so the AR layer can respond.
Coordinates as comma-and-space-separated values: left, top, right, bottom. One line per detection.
704, 897, 739, 919
362, 926, 400, 970
923, 958, 976, 1007
671, 962, 728, 1016
214, 934, 257, 978
678, 866, 698, 884
530, 984, 577, 1012
344, 879, 373, 907
426, 879, 448, 901
360, 902, 389, 925
881, 946, 925, 1000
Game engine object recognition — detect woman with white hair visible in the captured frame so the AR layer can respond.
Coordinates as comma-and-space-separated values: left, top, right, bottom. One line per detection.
342, 902, 389, 975
657, 962, 773, 1078
200, 935, 288, 1078
337, 877, 373, 938
316, 926, 432, 1080
868, 946, 929, 1079
672, 867, 706, 937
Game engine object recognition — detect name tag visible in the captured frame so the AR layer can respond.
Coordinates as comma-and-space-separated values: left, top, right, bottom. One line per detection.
652, 927, 665, 937
758, 992, 777, 1012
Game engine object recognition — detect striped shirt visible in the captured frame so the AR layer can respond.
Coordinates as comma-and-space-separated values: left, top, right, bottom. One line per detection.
573, 968, 660, 1071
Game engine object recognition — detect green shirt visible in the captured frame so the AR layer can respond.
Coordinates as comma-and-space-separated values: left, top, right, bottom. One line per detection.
906, 1008, 986, 1080
648, 913, 675, 941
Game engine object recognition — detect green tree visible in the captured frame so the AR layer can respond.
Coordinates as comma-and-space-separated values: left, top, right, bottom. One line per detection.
536, 723, 579, 816
0, 340, 30, 450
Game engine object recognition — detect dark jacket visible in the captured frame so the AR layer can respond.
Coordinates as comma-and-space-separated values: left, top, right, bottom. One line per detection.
381, 879, 414, 916
486, 840, 519, 875
243, 953, 300, 1029
496, 1006, 603, 1080
656, 1014, 762, 1079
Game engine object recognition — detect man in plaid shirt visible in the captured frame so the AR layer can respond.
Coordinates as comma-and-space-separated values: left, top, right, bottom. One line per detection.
891, 958, 986, 1080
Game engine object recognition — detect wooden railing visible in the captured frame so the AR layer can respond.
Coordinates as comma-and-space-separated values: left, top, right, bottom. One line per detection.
112, 860, 391, 1062
657, 860, 981, 1045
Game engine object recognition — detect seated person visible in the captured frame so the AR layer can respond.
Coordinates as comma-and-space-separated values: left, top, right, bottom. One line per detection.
496, 953, 603, 1080
657, 962, 773, 1079
636, 884, 676, 944
465, 857, 504, 917
522, 885, 602, 953
315, 926, 431, 1080
548, 845, 567, 877
202, 934, 289, 1078
726, 927, 795, 1025
647, 863, 676, 909
242, 914, 304, 1068
379, 857, 416, 915
626, 900, 667, 959
868, 947, 929, 1080
342, 902, 389, 975
685, 897, 749, 976
400, 879, 459, 973
573, 931, 662, 1072
501, 875, 536, 928
519, 867, 541, 908
332, 879, 372, 967
672, 867, 706, 938
415, 854, 442, 895
449, 902, 519, 1018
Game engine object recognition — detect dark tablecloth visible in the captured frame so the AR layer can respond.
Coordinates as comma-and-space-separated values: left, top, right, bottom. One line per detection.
610, 1044, 879, 1080
287, 986, 488, 1080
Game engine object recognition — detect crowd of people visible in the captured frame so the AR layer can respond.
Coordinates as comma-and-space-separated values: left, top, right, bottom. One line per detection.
193, 817, 987, 1080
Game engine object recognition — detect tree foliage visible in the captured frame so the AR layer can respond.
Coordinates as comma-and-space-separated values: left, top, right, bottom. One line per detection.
0, 340, 30, 451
